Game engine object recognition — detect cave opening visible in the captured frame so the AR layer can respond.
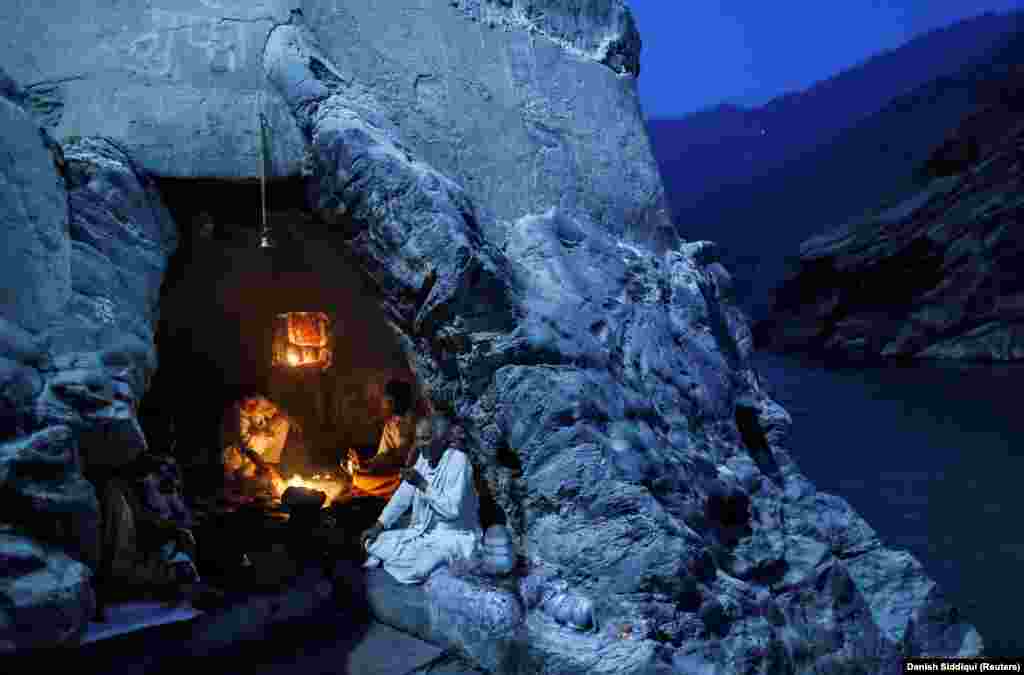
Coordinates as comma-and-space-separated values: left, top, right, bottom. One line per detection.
140, 176, 419, 497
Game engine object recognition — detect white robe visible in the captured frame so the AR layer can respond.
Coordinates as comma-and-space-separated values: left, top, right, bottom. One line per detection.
365, 447, 482, 584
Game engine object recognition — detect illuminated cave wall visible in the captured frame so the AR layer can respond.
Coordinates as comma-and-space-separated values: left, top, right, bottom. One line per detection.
140, 178, 416, 473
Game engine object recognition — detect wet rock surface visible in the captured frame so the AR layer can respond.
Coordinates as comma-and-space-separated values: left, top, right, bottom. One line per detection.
0, 532, 96, 651
760, 100, 1024, 362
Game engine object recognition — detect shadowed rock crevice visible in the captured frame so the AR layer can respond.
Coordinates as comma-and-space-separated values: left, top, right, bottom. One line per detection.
734, 401, 781, 481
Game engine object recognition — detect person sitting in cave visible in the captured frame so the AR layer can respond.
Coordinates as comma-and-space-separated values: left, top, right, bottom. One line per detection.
94, 453, 222, 619
221, 394, 307, 497
446, 421, 467, 451
359, 413, 482, 584
347, 379, 417, 498
336, 380, 417, 554
143, 454, 193, 528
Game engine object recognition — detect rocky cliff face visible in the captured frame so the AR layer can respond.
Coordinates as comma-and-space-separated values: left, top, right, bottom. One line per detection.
759, 97, 1024, 362
0, 73, 177, 649
0, 0, 673, 252
0, 2, 983, 670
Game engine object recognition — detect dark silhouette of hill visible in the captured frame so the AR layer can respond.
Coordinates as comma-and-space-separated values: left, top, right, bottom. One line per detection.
647, 9, 1024, 318
757, 62, 1024, 361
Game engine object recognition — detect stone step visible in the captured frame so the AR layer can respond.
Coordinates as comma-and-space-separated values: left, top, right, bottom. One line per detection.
82, 601, 203, 645
361, 564, 525, 674
347, 621, 446, 675
66, 555, 513, 674
70, 617, 445, 675
61, 565, 446, 675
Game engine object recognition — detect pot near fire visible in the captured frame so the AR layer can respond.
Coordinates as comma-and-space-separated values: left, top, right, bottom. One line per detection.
283, 486, 326, 526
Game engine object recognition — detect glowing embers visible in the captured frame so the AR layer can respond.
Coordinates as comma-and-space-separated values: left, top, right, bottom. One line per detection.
271, 312, 333, 370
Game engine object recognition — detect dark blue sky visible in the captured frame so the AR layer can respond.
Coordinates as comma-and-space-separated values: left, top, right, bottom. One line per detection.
631, 0, 1024, 118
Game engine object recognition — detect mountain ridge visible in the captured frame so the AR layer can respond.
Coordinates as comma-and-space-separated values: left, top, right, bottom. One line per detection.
647, 8, 1024, 318
756, 78, 1024, 361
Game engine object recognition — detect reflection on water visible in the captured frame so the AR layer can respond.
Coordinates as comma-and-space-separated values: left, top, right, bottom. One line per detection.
754, 352, 1024, 656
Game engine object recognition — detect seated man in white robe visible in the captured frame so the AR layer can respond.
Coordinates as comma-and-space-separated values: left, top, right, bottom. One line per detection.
360, 414, 482, 584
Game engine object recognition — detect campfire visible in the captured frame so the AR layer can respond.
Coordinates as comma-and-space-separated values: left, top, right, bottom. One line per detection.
275, 472, 347, 506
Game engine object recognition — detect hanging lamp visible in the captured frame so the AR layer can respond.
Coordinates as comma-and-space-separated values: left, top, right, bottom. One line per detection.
271, 311, 333, 370
256, 91, 333, 372
257, 91, 275, 249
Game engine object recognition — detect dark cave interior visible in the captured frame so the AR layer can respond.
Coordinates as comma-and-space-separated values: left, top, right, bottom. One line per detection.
140, 177, 417, 485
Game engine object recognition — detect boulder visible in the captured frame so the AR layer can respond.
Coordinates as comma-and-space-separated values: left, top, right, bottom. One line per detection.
0, 357, 42, 440
36, 357, 149, 469
30, 137, 177, 470
43, 137, 177, 376
0, 532, 96, 651
0, 69, 70, 333
365, 566, 525, 673
0, 426, 97, 518
0, 66, 176, 647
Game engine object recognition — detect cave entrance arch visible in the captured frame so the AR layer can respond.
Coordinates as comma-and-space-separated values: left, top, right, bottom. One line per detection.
141, 177, 418, 490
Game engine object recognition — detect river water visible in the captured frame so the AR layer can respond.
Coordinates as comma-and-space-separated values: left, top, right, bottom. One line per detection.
754, 352, 1024, 656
